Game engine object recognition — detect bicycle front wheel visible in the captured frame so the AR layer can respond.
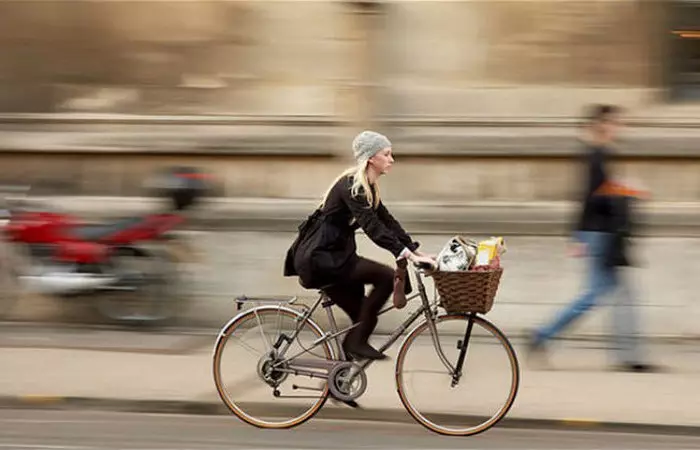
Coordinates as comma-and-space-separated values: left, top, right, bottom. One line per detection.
213, 305, 334, 429
396, 314, 520, 436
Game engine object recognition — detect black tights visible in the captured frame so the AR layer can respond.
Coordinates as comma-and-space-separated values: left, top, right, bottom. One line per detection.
324, 257, 394, 345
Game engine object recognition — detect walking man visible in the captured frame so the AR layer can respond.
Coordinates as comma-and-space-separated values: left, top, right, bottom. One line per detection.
528, 104, 657, 373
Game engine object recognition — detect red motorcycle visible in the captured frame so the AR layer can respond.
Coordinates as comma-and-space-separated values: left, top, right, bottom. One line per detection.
0, 168, 207, 325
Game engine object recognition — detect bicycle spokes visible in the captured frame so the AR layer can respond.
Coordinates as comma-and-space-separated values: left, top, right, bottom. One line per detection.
213, 307, 334, 428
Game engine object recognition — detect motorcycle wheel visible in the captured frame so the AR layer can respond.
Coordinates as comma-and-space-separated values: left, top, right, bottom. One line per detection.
95, 246, 186, 326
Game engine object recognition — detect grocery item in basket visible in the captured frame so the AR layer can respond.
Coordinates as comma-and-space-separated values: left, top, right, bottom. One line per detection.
472, 254, 500, 271
475, 236, 506, 267
436, 236, 478, 272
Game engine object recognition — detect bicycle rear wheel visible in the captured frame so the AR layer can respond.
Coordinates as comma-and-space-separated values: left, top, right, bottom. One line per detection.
396, 314, 519, 436
213, 305, 335, 429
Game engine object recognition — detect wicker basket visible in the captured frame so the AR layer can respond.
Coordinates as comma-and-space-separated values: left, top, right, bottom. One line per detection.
431, 268, 504, 314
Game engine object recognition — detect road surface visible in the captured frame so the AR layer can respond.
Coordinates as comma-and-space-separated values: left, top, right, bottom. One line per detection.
0, 409, 697, 449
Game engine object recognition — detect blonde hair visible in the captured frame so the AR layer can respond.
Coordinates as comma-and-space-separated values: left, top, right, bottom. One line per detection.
320, 160, 380, 209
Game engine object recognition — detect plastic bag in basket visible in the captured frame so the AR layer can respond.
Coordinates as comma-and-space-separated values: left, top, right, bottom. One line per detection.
436, 236, 478, 272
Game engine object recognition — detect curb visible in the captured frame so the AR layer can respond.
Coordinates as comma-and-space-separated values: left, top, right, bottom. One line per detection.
1, 396, 698, 437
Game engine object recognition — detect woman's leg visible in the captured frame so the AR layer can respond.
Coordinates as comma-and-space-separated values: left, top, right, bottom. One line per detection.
325, 257, 394, 360
325, 282, 363, 324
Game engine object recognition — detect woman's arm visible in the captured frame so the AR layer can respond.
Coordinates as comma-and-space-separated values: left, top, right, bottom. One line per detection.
376, 201, 420, 252
342, 189, 409, 258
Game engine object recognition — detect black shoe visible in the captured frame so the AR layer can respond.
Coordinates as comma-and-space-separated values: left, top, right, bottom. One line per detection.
615, 363, 663, 373
343, 340, 387, 361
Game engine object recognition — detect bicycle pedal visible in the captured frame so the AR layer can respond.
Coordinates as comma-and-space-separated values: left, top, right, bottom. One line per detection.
342, 399, 360, 408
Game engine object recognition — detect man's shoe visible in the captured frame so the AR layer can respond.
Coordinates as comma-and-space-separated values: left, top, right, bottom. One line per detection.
615, 362, 663, 373
525, 332, 550, 368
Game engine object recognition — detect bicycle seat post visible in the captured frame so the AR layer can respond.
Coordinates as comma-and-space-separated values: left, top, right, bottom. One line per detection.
320, 291, 344, 361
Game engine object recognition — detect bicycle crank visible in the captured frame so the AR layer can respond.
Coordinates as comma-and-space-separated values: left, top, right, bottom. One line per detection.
327, 361, 367, 402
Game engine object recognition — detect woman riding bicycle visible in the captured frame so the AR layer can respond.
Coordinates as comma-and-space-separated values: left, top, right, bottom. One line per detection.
307, 130, 435, 361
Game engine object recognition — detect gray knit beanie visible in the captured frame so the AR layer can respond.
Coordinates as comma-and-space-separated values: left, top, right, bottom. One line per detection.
352, 130, 392, 163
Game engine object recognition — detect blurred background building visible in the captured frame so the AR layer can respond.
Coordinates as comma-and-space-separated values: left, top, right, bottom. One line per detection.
0, 1, 698, 337
0, 0, 698, 207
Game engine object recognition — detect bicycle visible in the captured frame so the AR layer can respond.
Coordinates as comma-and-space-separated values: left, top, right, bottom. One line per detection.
212, 260, 520, 436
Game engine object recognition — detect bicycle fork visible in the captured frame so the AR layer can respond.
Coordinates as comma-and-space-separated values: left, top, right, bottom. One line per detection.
426, 311, 476, 388
451, 313, 476, 387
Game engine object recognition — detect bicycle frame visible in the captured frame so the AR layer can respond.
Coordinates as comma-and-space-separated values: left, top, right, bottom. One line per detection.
238, 266, 469, 381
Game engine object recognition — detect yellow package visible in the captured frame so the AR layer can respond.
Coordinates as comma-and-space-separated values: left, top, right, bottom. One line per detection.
475, 237, 506, 266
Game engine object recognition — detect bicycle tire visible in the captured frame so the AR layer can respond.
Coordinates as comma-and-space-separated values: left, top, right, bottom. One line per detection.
395, 313, 520, 436
213, 305, 335, 429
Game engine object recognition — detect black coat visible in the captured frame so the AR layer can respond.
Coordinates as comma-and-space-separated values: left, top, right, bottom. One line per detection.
575, 144, 614, 233
284, 175, 419, 288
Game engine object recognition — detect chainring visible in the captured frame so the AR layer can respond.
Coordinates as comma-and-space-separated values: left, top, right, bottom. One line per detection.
327, 361, 367, 402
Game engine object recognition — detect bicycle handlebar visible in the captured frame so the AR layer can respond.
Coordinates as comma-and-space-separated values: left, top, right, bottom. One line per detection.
413, 261, 437, 271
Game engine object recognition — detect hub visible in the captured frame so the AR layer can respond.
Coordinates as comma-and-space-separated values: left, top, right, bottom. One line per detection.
257, 353, 288, 387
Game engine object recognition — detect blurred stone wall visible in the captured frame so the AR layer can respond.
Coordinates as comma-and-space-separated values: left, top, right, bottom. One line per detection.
378, 0, 664, 117
0, 0, 665, 115
0, 1, 362, 115
1, 0, 696, 205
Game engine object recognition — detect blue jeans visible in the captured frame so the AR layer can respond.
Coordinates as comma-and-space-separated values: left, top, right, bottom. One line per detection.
534, 231, 643, 365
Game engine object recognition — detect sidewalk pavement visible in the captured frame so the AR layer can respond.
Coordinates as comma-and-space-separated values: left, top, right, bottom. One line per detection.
0, 325, 698, 435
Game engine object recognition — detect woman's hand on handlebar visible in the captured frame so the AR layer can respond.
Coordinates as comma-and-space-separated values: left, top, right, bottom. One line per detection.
408, 252, 437, 270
